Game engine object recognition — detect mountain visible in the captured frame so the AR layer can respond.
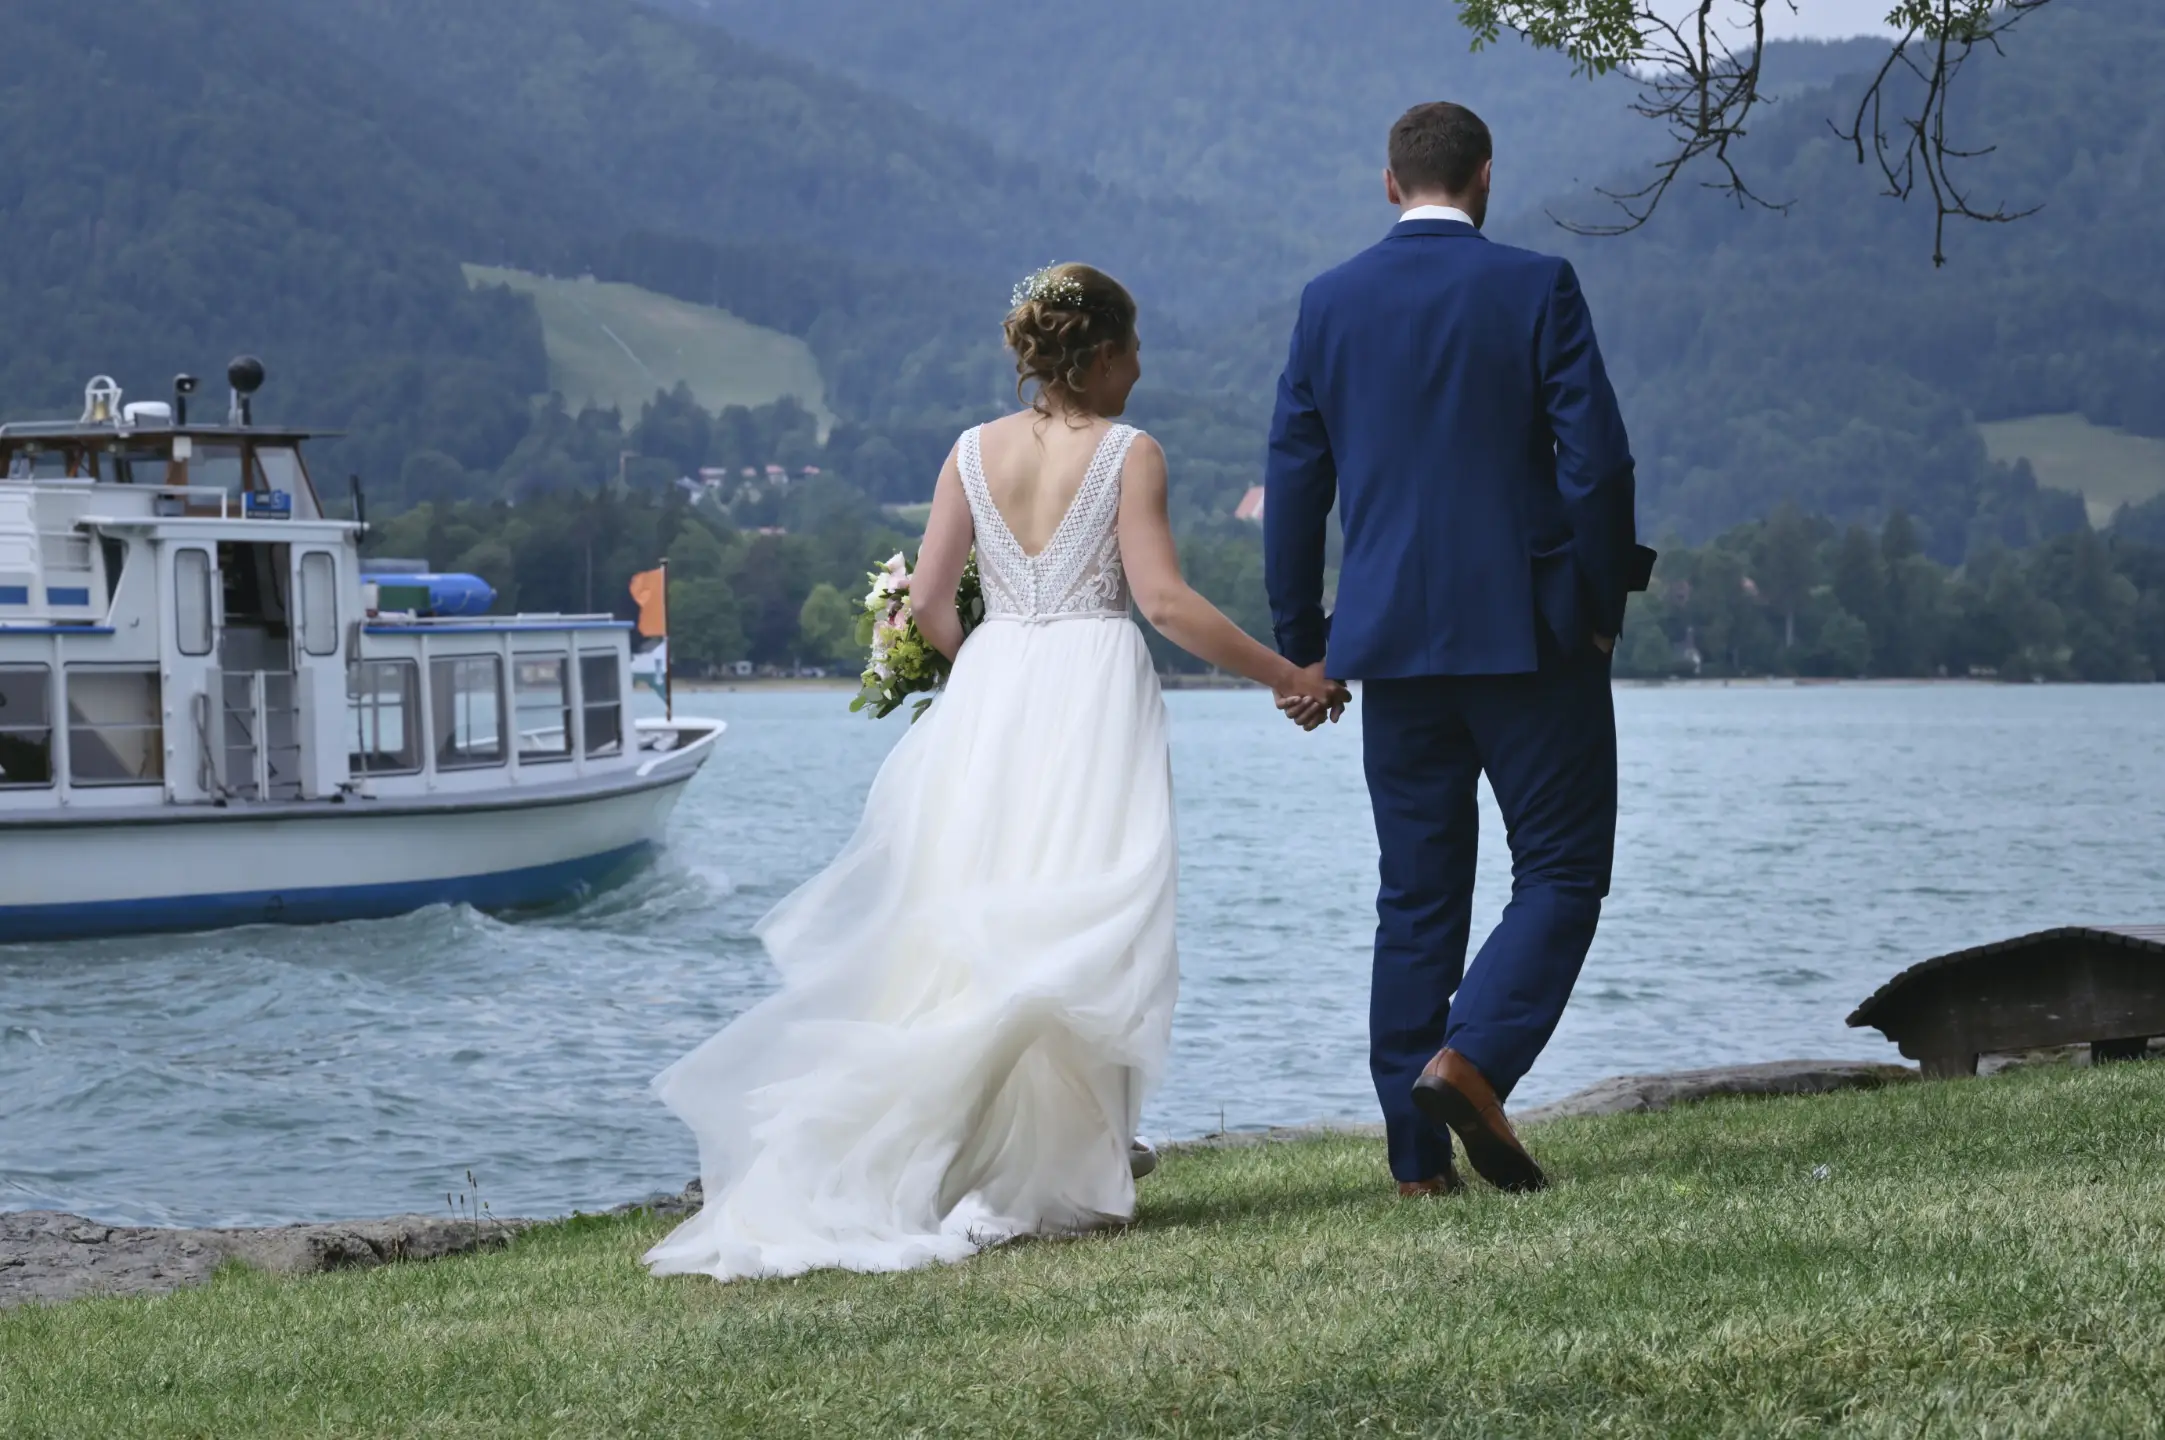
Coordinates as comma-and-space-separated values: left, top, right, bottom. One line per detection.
4, 0, 2158, 562
666, 0, 1656, 263
1546, 0, 2165, 556
276, 0, 1311, 324
674, 0, 2159, 555
0, 0, 589, 484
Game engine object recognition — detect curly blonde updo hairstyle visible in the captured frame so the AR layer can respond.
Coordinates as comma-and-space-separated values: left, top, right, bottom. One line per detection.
1002, 263, 1138, 416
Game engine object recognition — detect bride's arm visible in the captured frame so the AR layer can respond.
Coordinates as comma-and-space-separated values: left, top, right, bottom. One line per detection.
913, 444, 974, 662
1118, 435, 1345, 724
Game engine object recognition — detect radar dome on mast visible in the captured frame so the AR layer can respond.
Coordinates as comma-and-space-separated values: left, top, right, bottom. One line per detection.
227, 355, 265, 426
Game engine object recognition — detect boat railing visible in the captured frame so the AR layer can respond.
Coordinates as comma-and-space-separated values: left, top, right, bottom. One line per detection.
23, 481, 237, 517
361, 612, 621, 627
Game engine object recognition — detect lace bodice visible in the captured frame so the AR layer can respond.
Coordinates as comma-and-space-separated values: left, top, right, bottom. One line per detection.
959, 423, 1139, 621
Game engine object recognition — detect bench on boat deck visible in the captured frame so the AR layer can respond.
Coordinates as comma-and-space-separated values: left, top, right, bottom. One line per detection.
1849, 926, 2165, 1078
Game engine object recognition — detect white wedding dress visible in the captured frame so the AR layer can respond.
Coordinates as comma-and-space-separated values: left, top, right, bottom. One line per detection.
646, 422, 1179, 1283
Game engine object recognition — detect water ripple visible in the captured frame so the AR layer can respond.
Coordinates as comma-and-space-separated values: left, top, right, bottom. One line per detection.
5, 683, 2164, 1225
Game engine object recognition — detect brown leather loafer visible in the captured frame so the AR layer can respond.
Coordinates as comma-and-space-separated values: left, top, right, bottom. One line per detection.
1397, 1164, 1466, 1198
1410, 1048, 1547, 1193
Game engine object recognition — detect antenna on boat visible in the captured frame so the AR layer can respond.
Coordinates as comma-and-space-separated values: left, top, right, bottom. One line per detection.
81, 376, 123, 425
173, 374, 199, 428
226, 355, 265, 426
349, 474, 367, 527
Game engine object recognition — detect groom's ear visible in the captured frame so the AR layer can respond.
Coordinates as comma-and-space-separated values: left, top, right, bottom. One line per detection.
1384, 168, 1404, 207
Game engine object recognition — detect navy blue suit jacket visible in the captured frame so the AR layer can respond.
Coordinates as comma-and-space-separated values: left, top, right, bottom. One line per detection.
1264, 219, 1648, 678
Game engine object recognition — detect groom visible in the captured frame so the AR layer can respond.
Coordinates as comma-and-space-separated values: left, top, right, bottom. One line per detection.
1264, 102, 1651, 1196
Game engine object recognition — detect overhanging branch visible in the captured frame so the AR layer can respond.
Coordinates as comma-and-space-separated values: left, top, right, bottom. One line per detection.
1455, 0, 2055, 260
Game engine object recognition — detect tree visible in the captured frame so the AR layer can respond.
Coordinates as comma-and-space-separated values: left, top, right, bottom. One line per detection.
670, 577, 747, 674
1802, 600, 1873, 677
632, 383, 711, 477
1829, 525, 1887, 651
1455, 0, 2055, 262
1753, 504, 1819, 651
798, 583, 863, 669
1619, 602, 1680, 677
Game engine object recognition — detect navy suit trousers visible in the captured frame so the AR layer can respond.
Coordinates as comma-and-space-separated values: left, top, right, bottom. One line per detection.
1359, 647, 1617, 1183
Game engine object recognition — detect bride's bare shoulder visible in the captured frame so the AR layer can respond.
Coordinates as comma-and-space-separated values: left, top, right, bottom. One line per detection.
980, 410, 1044, 440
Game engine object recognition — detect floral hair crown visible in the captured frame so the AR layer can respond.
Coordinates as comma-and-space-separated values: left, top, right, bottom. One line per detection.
1010, 265, 1088, 311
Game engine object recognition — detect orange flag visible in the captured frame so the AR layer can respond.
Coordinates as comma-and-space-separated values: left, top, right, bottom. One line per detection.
629, 565, 669, 638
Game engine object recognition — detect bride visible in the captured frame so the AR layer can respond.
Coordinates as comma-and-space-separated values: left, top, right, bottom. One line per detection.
645, 263, 1348, 1283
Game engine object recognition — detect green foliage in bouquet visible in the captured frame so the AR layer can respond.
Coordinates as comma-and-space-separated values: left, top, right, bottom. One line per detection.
850, 552, 985, 721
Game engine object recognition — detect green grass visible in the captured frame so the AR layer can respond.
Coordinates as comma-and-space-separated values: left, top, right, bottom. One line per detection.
1979, 413, 2165, 526
464, 264, 832, 431
8, 1064, 2165, 1437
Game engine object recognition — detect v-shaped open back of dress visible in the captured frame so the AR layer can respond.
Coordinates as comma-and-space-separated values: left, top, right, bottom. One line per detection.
646, 423, 1178, 1283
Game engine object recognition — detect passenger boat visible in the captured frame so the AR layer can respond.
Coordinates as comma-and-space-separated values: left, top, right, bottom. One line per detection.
0, 362, 723, 942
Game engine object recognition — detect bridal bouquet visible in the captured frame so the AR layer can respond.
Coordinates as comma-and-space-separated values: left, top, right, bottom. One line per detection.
850, 552, 983, 722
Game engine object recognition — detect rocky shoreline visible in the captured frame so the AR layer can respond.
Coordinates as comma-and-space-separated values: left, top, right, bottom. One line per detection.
0, 1053, 2088, 1310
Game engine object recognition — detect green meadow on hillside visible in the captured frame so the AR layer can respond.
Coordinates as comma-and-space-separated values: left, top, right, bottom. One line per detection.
464, 266, 833, 433
9, 1063, 2165, 1437
1981, 414, 2165, 527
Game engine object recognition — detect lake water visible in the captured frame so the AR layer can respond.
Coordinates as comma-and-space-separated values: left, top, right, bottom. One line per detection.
4, 683, 2162, 1228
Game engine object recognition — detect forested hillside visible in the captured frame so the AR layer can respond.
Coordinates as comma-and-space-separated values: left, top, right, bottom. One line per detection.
278, 0, 1308, 321
2, 0, 2160, 673
1553, 0, 2165, 558
668, 0, 1656, 262
0, 0, 580, 486
681, 0, 2162, 558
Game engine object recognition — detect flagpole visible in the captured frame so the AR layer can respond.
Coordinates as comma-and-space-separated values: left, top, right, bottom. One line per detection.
661, 557, 673, 721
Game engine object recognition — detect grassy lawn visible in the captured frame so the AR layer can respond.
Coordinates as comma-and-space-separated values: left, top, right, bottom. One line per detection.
463, 264, 832, 430
7, 1063, 2165, 1437
1979, 413, 2165, 526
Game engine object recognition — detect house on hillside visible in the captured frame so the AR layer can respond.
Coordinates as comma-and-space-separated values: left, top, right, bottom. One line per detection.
1234, 486, 1266, 523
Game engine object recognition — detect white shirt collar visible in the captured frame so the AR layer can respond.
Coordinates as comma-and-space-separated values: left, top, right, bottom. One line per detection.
1398, 204, 1477, 228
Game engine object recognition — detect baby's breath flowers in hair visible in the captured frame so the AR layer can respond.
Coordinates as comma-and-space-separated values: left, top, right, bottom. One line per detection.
1011, 265, 1088, 311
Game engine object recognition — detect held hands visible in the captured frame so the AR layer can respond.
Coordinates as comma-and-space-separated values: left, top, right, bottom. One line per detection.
1274, 661, 1350, 732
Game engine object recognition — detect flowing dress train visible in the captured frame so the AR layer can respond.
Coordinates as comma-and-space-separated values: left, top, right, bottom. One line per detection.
646, 423, 1178, 1282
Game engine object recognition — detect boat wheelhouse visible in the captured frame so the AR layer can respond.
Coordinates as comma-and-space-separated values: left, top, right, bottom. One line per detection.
0, 364, 722, 942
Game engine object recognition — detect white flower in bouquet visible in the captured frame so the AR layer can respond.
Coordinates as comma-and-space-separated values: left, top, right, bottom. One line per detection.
849, 552, 984, 722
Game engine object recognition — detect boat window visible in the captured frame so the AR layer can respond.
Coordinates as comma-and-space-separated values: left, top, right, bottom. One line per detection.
255, 446, 299, 488
580, 653, 622, 758
190, 444, 246, 501
41, 532, 93, 572
13, 448, 77, 481
116, 452, 170, 486
431, 655, 504, 770
298, 552, 338, 657
347, 659, 420, 776
0, 666, 54, 788
66, 667, 164, 787
174, 549, 214, 656
514, 654, 572, 764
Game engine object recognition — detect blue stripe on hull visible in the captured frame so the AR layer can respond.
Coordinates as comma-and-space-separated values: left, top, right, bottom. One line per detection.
0, 842, 657, 943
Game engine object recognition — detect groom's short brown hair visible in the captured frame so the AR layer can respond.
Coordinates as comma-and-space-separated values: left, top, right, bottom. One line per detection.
1389, 102, 1492, 197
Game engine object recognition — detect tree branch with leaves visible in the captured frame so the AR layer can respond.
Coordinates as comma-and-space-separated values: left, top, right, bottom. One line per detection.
1455, 0, 2055, 263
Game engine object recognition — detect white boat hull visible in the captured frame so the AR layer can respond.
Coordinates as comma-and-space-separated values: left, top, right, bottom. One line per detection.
0, 769, 699, 943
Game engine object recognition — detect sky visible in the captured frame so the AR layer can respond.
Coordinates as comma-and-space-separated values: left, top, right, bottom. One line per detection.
1698, 0, 1902, 41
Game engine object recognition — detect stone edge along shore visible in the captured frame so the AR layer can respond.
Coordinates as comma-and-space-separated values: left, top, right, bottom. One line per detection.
1, 1050, 2101, 1309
